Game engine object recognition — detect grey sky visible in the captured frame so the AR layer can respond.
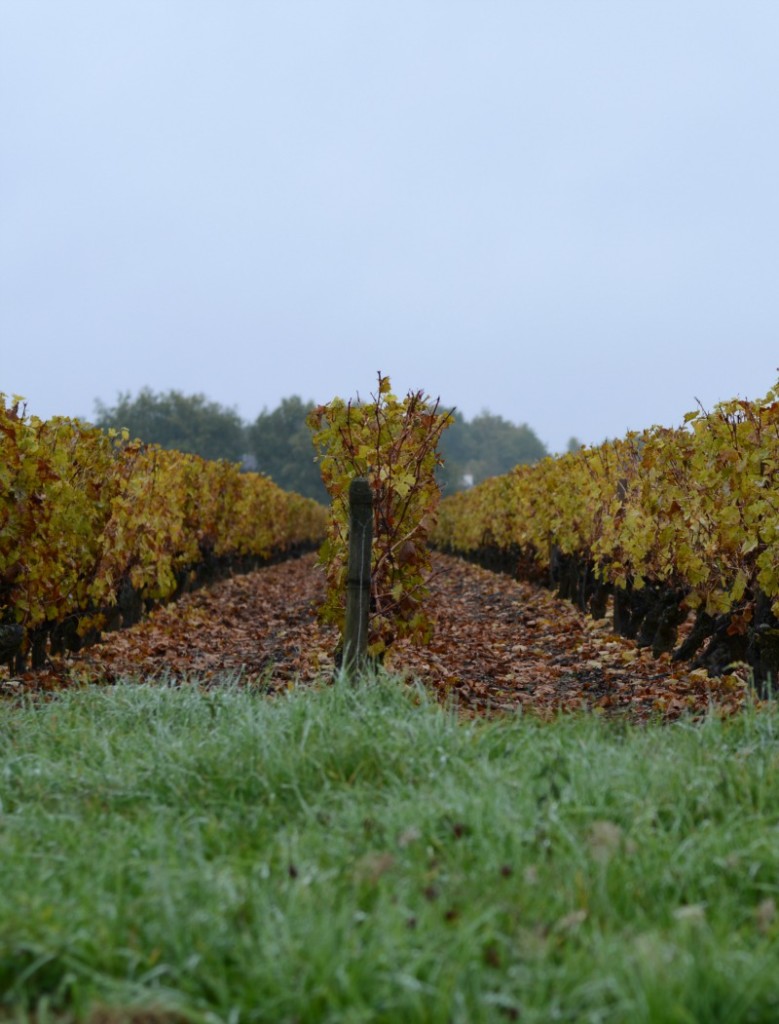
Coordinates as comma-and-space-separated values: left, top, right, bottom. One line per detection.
2, 1, 778, 454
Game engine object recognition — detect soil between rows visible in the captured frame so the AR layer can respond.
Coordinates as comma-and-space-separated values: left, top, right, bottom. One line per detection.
2, 552, 749, 720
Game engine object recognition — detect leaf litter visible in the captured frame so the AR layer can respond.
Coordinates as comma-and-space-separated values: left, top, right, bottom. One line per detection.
1, 552, 751, 721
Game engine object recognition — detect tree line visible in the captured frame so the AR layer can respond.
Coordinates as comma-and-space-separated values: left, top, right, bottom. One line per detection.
93, 388, 551, 503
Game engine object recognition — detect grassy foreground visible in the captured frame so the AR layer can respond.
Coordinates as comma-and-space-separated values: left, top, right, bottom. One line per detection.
2, 677, 779, 1023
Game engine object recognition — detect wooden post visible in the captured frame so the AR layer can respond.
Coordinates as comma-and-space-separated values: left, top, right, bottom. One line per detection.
343, 477, 373, 678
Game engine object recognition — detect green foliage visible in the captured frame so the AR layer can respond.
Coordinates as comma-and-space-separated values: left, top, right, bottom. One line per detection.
437, 408, 547, 492
94, 387, 247, 463
247, 396, 328, 502
308, 374, 452, 657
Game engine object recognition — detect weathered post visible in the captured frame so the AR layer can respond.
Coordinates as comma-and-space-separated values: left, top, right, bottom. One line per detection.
343, 477, 373, 678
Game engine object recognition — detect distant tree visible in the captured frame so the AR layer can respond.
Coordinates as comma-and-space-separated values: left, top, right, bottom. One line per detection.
437, 409, 547, 491
566, 436, 584, 453
93, 388, 547, 503
93, 388, 247, 463
435, 409, 469, 493
247, 396, 328, 503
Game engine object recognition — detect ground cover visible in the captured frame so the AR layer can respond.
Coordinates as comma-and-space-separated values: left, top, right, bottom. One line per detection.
0, 551, 770, 1020
2, 679, 779, 1022
1, 552, 750, 721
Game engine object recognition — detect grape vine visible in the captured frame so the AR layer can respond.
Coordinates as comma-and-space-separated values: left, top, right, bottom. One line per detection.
307, 373, 453, 659
0, 395, 327, 670
432, 381, 779, 682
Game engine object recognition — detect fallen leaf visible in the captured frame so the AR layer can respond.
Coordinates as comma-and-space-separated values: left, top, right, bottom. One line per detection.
555, 909, 587, 932
672, 903, 706, 924
3, 550, 747, 724
398, 826, 421, 848
353, 851, 395, 885
755, 898, 776, 935
586, 820, 624, 864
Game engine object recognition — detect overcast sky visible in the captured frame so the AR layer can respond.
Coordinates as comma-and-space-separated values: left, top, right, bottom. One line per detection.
2, 1, 778, 454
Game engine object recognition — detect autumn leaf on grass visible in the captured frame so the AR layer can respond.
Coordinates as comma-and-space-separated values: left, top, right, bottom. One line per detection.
353, 851, 395, 885
554, 909, 588, 933
586, 821, 625, 864
672, 903, 706, 925
755, 898, 776, 935
523, 865, 539, 885
397, 827, 421, 848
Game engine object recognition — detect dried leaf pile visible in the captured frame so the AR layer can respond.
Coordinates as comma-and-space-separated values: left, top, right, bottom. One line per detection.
1, 552, 751, 720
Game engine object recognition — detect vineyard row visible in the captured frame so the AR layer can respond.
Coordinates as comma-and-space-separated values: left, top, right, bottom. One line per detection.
0, 398, 327, 672
432, 385, 779, 687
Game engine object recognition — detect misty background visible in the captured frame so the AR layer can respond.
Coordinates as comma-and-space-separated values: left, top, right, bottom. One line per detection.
2, 1, 778, 457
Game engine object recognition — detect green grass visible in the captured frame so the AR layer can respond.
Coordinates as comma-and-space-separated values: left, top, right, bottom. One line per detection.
2, 675, 779, 1022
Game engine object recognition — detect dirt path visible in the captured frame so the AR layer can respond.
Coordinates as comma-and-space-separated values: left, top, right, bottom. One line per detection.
5, 552, 749, 720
